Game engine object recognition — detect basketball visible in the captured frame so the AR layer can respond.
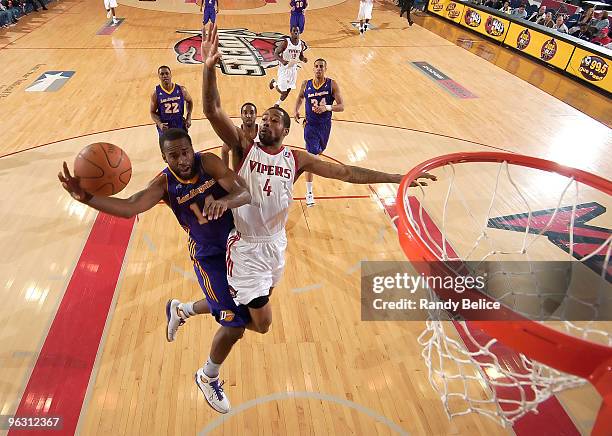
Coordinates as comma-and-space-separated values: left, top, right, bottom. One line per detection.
73, 143, 132, 196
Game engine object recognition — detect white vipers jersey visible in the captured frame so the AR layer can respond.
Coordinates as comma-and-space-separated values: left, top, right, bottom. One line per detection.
234, 143, 298, 237
281, 38, 305, 68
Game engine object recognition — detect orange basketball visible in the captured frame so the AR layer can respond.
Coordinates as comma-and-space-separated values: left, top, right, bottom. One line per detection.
73, 143, 132, 196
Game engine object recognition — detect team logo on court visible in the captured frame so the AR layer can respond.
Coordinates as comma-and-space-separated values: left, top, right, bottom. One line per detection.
485, 16, 505, 37
488, 202, 611, 281
174, 29, 286, 76
517, 29, 531, 50
540, 38, 557, 61
578, 55, 608, 82
464, 9, 481, 27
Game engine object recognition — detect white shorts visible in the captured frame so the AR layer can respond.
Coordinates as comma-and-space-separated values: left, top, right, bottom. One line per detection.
358, 1, 373, 20
277, 65, 298, 92
226, 229, 287, 306
104, 0, 118, 9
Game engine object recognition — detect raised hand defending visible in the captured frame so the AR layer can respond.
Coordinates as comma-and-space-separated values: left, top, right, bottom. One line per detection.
201, 23, 221, 69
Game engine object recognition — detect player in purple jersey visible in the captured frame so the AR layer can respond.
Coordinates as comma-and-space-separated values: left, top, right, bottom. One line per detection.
58, 128, 252, 415
201, 0, 218, 25
294, 58, 345, 207
289, 0, 307, 33
150, 66, 194, 136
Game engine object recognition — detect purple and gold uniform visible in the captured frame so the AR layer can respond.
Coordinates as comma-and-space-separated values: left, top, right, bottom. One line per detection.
155, 84, 187, 136
304, 78, 334, 155
163, 152, 250, 327
290, 0, 307, 33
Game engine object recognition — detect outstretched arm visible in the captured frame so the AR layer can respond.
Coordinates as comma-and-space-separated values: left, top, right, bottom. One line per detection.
296, 151, 436, 185
58, 162, 166, 218
294, 80, 307, 123
200, 152, 251, 219
201, 24, 247, 151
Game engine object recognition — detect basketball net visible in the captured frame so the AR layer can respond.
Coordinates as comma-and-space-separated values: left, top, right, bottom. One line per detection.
396, 153, 612, 433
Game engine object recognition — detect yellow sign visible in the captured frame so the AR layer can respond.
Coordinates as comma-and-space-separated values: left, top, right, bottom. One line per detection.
460, 8, 509, 42
566, 47, 612, 93
428, 0, 465, 23
505, 23, 574, 69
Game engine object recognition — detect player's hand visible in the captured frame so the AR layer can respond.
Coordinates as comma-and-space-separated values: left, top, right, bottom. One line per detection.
409, 172, 437, 187
281, 59, 289, 66
185, 117, 192, 129
203, 194, 228, 220
294, 111, 300, 123
58, 162, 92, 203
301, 56, 308, 63
312, 105, 326, 114
201, 23, 221, 69
159, 122, 169, 131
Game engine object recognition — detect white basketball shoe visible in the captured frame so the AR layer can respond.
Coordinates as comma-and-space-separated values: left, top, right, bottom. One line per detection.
165, 299, 186, 342
305, 192, 315, 207
195, 368, 231, 414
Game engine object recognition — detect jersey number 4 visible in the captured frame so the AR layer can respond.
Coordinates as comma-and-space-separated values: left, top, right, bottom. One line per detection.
263, 179, 272, 196
163, 102, 180, 114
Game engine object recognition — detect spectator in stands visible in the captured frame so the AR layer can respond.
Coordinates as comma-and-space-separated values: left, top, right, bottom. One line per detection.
570, 23, 592, 40
512, 4, 527, 18
591, 26, 612, 45
0, 4, 14, 27
578, 7, 595, 27
500, 1, 512, 13
2, 0, 22, 21
553, 14, 569, 33
595, 11, 610, 31
528, 5, 546, 22
542, 11, 555, 27
484, 0, 502, 9
28, 0, 47, 11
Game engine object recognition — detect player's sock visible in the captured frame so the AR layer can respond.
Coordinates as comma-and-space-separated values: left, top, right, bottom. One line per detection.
275, 99, 282, 107
306, 181, 313, 195
203, 356, 221, 378
179, 301, 196, 318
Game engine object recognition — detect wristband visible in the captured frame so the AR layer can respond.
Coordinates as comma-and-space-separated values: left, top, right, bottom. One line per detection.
325, 105, 332, 112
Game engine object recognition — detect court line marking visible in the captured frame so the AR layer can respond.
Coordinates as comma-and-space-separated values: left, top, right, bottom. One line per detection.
142, 233, 157, 252
0, 118, 514, 159
291, 283, 323, 293
8, 213, 136, 436
171, 264, 198, 282
198, 391, 409, 435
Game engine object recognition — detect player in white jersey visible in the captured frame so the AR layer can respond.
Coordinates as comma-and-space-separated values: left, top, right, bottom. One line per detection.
357, 0, 374, 35
203, 23, 434, 329
269, 25, 308, 107
221, 102, 259, 169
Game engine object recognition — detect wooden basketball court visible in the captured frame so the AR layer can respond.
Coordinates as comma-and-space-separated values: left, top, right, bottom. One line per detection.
1, 0, 610, 434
